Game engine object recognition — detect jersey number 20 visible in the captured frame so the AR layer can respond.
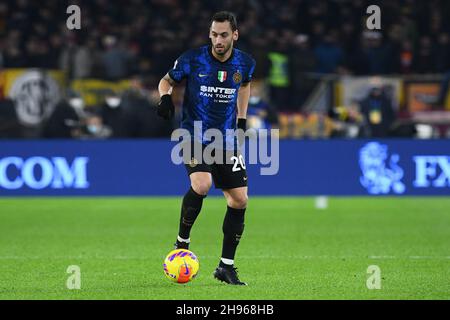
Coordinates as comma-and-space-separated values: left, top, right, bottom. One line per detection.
230, 155, 246, 172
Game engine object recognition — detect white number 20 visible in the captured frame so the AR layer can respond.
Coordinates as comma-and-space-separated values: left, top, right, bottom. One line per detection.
231, 155, 246, 172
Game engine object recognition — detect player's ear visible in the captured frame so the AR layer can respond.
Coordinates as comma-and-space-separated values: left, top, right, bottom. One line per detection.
233, 30, 239, 41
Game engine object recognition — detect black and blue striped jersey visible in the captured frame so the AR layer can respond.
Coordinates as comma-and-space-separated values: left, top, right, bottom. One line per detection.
168, 45, 256, 149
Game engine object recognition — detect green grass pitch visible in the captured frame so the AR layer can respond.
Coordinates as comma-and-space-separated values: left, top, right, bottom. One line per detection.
0, 197, 449, 300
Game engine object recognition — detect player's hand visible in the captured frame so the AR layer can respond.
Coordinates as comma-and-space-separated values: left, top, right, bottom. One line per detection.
157, 94, 175, 120
237, 118, 247, 146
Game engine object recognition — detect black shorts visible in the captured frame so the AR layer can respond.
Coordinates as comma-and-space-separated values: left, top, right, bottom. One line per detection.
182, 142, 247, 190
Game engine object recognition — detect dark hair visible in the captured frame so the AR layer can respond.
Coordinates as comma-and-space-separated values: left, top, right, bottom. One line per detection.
211, 11, 238, 31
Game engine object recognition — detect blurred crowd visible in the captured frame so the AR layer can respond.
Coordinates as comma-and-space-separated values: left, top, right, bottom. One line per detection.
1, 0, 449, 78
0, 76, 174, 139
1, 0, 450, 139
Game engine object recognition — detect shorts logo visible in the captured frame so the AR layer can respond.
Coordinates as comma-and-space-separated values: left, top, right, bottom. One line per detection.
189, 157, 198, 167
233, 71, 242, 84
218, 71, 227, 82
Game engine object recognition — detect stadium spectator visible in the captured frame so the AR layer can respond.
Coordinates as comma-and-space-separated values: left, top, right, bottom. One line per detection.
290, 34, 317, 109
359, 81, 397, 138
398, 40, 415, 74
42, 90, 84, 139
100, 35, 130, 80
82, 109, 112, 139
2, 30, 27, 68
361, 31, 392, 75
59, 36, 94, 79
413, 36, 436, 74
435, 33, 450, 72
100, 90, 133, 138
247, 83, 278, 131
119, 76, 174, 137
267, 36, 292, 111
313, 31, 344, 74
0, 96, 21, 138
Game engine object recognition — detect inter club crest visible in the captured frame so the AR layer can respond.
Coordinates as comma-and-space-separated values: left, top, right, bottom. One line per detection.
218, 71, 227, 82
233, 71, 242, 84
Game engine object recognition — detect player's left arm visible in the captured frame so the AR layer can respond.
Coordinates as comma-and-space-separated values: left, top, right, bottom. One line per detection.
237, 57, 256, 130
237, 82, 250, 119
236, 81, 251, 130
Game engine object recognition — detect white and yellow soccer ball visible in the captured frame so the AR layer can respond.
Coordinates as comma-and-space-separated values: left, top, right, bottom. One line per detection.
163, 249, 199, 284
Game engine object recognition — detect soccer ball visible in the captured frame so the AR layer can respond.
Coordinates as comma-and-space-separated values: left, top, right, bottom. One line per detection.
163, 249, 199, 284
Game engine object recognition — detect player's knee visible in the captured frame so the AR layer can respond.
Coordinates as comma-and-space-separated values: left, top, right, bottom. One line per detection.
228, 194, 248, 209
191, 181, 211, 196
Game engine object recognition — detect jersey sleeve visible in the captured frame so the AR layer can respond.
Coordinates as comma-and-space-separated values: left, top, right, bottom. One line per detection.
168, 53, 191, 83
243, 58, 256, 83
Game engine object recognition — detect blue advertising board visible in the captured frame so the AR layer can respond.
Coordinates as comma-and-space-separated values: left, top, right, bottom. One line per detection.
0, 139, 449, 196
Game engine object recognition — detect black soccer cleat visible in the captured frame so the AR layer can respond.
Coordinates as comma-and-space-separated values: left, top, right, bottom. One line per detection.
213, 266, 247, 285
174, 239, 189, 250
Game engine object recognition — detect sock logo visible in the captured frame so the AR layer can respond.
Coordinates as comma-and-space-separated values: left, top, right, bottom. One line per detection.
182, 217, 194, 227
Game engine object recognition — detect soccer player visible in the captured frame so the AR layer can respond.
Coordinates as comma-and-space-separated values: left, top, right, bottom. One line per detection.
157, 11, 255, 285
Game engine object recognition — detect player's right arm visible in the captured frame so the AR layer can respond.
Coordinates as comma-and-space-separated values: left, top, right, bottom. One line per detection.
158, 73, 176, 96
157, 74, 176, 120
157, 53, 190, 120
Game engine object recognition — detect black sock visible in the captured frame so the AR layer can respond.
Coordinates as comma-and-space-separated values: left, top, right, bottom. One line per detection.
221, 206, 246, 264
178, 187, 206, 240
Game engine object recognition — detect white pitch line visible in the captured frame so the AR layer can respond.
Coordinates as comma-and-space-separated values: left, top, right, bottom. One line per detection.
409, 256, 450, 260
369, 255, 450, 260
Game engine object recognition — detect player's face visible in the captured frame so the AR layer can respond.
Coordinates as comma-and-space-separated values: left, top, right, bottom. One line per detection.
209, 21, 238, 56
